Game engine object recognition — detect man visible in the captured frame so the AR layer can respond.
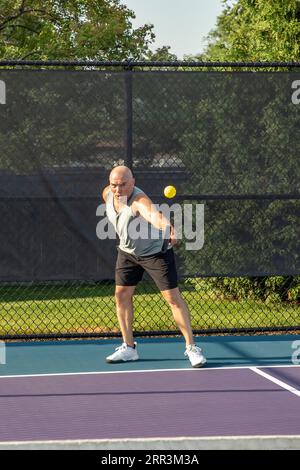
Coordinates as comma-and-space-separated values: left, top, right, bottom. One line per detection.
102, 165, 206, 368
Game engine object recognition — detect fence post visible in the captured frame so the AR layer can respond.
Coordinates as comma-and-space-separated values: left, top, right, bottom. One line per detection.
124, 61, 133, 170
0, 341, 6, 365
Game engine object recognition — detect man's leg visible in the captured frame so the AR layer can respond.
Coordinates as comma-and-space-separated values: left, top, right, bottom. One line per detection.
160, 287, 194, 346
115, 285, 136, 347
106, 284, 138, 363
160, 287, 206, 367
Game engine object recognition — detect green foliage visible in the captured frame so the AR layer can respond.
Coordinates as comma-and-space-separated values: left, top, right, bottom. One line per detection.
146, 46, 178, 62
0, 0, 155, 60
209, 276, 300, 303
203, 0, 300, 61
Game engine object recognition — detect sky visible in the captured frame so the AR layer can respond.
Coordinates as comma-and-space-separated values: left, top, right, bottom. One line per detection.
120, 0, 225, 59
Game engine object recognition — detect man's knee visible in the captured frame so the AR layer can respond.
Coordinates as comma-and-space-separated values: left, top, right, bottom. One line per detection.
115, 287, 134, 305
162, 288, 184, 308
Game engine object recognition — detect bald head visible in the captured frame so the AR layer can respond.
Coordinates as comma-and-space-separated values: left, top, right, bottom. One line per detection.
109, 165, 135, 199
110, 165, 133, 180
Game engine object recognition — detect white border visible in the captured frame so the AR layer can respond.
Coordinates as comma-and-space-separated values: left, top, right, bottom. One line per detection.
0, 435, 300, 450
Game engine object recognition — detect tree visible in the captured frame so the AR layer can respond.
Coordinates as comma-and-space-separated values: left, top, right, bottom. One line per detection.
146, 46, 178, 62
202, 0, 300, 61
0, 0, 155, 60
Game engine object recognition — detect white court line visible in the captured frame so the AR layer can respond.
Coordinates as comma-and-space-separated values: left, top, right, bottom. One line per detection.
0, 364, 299, 380
1, 435, 300, 450
250, 367, 300, 398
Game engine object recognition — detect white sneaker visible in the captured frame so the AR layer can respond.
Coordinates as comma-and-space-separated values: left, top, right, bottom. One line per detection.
106, 342, 139, 363
185, 344, 207, 368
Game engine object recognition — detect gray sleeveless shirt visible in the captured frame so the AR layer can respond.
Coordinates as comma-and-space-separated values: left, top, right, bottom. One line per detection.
106, 186, 165, 256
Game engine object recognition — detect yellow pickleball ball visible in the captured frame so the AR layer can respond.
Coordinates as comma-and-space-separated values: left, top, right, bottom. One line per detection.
164, 185, 176, 199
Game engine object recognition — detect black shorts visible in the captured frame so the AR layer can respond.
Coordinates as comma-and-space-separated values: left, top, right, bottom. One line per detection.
116, 247, 178, 291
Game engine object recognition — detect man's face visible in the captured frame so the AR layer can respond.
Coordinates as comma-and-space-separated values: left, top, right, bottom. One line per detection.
109, 174, 135, 200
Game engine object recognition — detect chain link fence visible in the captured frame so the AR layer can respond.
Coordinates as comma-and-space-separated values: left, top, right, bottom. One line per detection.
0, 61, 299, 339
0, 276, 299, 339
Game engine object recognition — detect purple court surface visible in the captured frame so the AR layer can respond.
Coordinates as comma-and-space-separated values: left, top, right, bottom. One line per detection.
0, 335, 300, 449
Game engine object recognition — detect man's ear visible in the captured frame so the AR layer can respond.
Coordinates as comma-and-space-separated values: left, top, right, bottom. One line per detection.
102, 186, 109, 202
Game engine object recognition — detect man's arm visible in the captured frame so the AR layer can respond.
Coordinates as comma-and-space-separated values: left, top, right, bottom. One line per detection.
102, 185, 110, 202
132, 194, 177, 245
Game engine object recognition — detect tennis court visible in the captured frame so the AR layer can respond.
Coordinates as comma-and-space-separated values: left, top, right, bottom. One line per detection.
1, 335, 300, 450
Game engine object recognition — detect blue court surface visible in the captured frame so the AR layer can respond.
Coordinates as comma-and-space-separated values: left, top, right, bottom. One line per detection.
0, 335, 300, 449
